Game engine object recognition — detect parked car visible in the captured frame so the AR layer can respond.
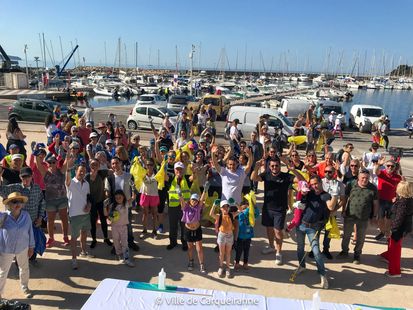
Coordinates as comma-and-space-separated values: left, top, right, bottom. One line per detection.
167, 95, 197, 113
224, 106, 295, 138
8, 98, 76, 122
187, 94, 230, 120
349, 104, 384, 133
126, 104, 177, 131
278, 98, 312, 121
136, 94, 167, 107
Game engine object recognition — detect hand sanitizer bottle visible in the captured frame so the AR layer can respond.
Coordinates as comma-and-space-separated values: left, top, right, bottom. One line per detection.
158, 268, 166, 290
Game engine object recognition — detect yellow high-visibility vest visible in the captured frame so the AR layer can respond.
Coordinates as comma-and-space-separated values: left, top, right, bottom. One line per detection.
169, 177, 191, 207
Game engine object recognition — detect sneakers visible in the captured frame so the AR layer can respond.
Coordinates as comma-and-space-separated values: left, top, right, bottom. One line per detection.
275, 253, 283, 266
261, 246, 275, 255
46, 238, 55, 248
337, 250, 349, 259
104, 238, 113, 246
320, 275, 329, 289
188, 259, 194, 271
385, 271, 401, 278
123, 259, 135, 267
22, 286, 33, 299
200, 264, 206, 274
63, 236, 70, 247
166, 243, 177, 250
375, 232, 385, 241
79, 251, 95, 258
157, 224, 164, 234
71, 259, 78, 270
90, 240, 97, 249
217, 267, 225, 278
226, 268, 233, 278
322, 249, 333, 260
353, 255, 361, 265
139, 230, 148, 239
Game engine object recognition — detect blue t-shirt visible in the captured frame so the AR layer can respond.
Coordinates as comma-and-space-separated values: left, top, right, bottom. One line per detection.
238, 207, 260, 240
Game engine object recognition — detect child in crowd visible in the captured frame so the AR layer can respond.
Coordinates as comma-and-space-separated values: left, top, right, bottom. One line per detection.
180, 187, 208, 274
107, 189, 135, 267
139, 158, 159, 239
286, 181, 310, 232
234, 199, 259, 271
210, 199, 239, 278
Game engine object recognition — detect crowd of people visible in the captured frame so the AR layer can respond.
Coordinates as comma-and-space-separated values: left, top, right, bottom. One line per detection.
0, 102, 412, 301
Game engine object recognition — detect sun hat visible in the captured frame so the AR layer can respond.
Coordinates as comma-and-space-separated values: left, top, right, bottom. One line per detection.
190, 193, 200, 201
174, 162, 185, 170
220, 200, 230, 208
3, 192, 28, 205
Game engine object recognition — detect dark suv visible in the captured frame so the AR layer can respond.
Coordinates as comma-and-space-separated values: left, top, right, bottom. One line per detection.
8, 98, 71, 122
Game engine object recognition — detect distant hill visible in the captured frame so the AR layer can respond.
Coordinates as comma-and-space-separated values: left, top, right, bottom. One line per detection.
389, 65, 413, 76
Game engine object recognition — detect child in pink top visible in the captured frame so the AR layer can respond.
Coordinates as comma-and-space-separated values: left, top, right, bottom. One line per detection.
286, 181, 310, 232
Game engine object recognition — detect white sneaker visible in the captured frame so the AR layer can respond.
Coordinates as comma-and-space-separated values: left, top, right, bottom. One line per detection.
217, 267, 225, 278
261, 246, 275, 255
320, 275, 329, 289
275, 253, 283, 266
123, 259, 135, 267
22, 286, 33, 299
71, 259, 78, 270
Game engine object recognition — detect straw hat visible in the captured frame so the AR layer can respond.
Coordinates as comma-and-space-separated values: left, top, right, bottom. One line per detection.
3, 192, 28, 205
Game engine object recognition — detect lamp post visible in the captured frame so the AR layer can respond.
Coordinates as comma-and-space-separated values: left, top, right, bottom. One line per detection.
24, 45, 29, 81
189, 45, 195, 96
34, 57, 40, 89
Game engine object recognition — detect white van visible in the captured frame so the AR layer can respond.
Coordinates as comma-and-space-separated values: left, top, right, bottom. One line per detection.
278, 98, 312, 121
349, 104, 384, 133
225, 106, 295, 137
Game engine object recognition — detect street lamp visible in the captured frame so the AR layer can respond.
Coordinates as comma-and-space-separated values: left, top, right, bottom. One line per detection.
189, 45, 195, 96
24, 45, 29, 81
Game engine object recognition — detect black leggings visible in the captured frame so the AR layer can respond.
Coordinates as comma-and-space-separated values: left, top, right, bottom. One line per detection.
90, 201, 108, 240
382, 136, 389, 150
235, 238, 251, 264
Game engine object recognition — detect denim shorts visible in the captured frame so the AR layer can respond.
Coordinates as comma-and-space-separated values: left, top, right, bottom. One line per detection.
46, 198, 68, 212
217, 231, 234, 245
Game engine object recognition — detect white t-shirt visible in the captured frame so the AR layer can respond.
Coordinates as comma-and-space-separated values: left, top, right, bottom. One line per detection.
46, 124, 57, 138
220, 166, 246, 204
140, 174, 159, 196
362, 152, 382, 169
230, 125, 239, 141
67, 178, 90, 217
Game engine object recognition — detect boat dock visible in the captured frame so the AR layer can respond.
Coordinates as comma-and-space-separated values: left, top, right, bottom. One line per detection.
0, 89, 70, 100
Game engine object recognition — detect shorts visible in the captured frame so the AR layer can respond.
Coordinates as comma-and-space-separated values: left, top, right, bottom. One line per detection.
69, 214, 91, 239
262, 208, 286, 230
46, 197, 68, 212
217, 231, 234, 245
184, 227, 203, 242
140, 194, 160, 208
379, 199, 393, 219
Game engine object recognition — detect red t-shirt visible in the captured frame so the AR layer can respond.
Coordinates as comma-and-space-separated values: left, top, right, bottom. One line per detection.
317, 161, 337, 179
377, 170, 402, 201
78, 127, 92, 147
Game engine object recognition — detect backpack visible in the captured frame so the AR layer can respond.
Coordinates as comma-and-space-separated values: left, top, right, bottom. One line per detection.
334, 148, 345, 163
214, 211, 234, 234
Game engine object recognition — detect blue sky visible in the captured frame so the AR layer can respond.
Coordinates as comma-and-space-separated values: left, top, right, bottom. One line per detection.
2, 0, 413, 73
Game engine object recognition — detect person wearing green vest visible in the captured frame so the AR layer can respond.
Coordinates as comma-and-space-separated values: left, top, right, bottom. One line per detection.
167, 161, 194, 251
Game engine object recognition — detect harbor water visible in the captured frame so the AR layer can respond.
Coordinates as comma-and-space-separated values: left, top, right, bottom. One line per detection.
84, 89, 413, 128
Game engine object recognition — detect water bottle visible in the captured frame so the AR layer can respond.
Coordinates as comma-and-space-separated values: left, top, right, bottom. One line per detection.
311, 290, 320, 310
158, 268, 166, 290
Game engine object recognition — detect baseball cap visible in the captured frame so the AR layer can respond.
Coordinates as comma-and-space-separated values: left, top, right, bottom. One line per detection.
159, 146, 168, 153
190, 193, 200, 201
105, 139, 114, 145
174, 162, 185, 170
69, 142, 80, 149
19, 167, 33, 177
89, 132, 98, 138
86, 122, 93, 127
220, 200, 230, 208
9, 144, 19, 150
11, 154, 24, 161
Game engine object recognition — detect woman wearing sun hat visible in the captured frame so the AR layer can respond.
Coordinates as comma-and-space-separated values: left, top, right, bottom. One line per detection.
0, 192, 35, 299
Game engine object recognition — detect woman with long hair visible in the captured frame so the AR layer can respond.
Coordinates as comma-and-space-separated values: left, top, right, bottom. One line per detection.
6, 118, 27, 158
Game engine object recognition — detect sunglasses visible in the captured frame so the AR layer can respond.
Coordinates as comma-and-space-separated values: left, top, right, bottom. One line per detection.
350, 164, 359, 167
270, 165, 280, 168
168, 155, 176, 159
291, 154, 299, 157
9, 200, 24, 206
386, 165, 395, 168
48, 161, 57, 164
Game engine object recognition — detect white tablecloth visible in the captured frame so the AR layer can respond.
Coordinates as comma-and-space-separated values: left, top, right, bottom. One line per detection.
81, 278, 375, 310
